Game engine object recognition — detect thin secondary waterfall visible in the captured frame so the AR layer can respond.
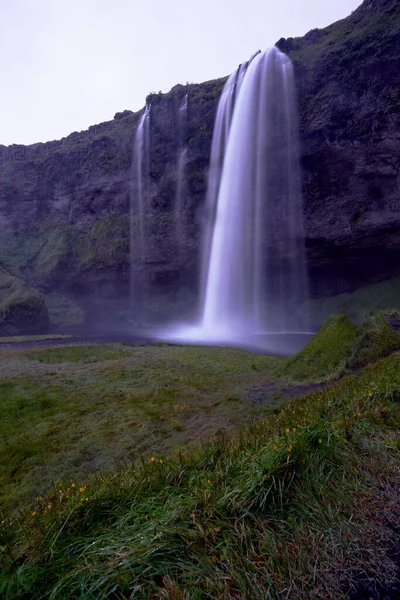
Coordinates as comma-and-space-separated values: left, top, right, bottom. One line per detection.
130, 104, 151, 322
174, 94, 188, 249
165, 47, 308, 346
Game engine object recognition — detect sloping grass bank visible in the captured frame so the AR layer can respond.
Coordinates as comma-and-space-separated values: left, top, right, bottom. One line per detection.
1, 350, 399, 598
278, 311, 400, 382
1, 313, 399, 598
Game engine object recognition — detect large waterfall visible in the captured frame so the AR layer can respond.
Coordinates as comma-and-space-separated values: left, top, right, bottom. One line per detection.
167, 47, 308, 348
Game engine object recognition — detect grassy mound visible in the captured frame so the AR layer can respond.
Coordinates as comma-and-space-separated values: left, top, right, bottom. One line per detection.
0, 268, 49, 336
277, 314, 359, 382
278, 311, 400, 383
349, 310, 400, 368
0, 353, 399, 599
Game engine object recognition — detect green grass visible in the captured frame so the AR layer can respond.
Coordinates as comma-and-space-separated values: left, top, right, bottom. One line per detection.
277, 314, 359, 382
0, 335, 73, 344
0, 270, 39, 313
0, 343, 285, 513
76, 216, 130, 269
349, 311, 400, 368
277, 311, 400, 383
1, 314, 399, 598
291, 0, 400, 74
0, 351, 398, 599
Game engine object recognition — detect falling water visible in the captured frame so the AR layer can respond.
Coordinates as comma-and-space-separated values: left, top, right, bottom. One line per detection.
200, 52, 260, 310
130, 104, 151, 322
174, 94, 188, 248
164, 47, 308, 348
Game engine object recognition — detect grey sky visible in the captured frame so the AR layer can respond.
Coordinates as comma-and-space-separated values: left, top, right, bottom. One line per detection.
0, 0, 361, 146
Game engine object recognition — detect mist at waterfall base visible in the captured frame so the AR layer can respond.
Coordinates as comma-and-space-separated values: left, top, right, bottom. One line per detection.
132, 47, 311, 355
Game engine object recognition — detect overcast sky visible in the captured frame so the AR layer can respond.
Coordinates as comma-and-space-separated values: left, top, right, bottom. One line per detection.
0, 0, 362, 146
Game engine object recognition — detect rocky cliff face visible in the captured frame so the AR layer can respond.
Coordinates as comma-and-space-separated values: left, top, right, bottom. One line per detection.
0, 0, 399, 332
278, 0, 400, 297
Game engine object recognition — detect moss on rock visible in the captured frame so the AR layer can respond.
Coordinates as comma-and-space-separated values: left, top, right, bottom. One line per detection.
0, 268, 49, 335
278, 314, 359, 382
349, 310, 400, 368
278, 310, 400, 383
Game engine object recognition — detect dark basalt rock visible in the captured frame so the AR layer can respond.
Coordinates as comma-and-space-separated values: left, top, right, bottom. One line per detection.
0, 0, 399, 331
0, 268, 49, 335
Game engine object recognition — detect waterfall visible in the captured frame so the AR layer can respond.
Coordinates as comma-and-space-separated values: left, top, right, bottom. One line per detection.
199, 52, 260, 312
130, 104, 151, 323
164, 47, 308, 347
174, 94, 188, 249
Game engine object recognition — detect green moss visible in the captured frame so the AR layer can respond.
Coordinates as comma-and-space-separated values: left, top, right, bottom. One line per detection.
291, 0, 400, 70
76, 216, 130, 270
349, 311, 400, 368
278, 310, 400, 383
277, 314, 359, 382
25, 343, 133, 364
36, 227, 73, 278
0, 268, 49, 335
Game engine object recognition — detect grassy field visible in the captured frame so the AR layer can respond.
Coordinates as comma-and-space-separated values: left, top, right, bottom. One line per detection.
0, 315, 399, 599
0, 334, 73, 344
0, 342, 286, 513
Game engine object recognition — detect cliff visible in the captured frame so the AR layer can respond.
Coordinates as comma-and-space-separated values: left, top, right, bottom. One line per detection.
279, 0, 400, 296
0, 0, 399, 332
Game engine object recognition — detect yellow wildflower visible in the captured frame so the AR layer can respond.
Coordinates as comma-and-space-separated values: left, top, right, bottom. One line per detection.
150, 457, 155, 462
32, 511, 36, 516
318, 439, 322, 444
159, 459, 163, 464
71, 483, 76, 488
285, 428, 290, 433
79, 486, 86, 493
